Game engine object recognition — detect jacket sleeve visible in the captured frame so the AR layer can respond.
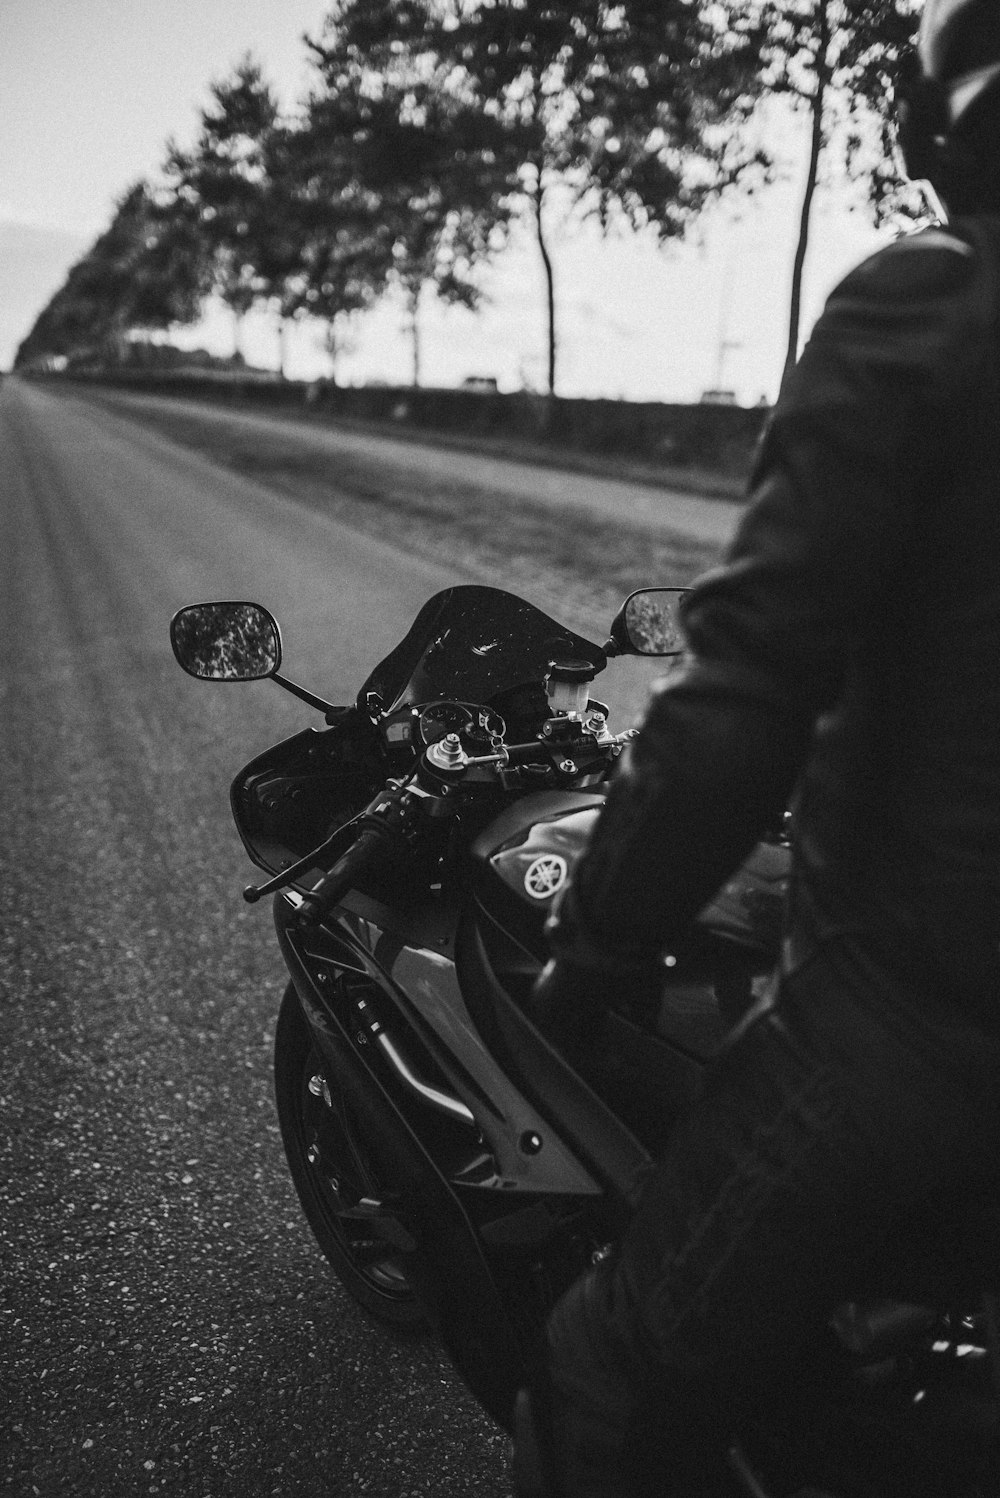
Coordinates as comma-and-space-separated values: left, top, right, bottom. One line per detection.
570, 228, 983, 956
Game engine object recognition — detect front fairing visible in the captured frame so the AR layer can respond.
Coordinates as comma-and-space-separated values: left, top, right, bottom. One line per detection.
359, 586, 607, 713
274, 886, 621, 1200
229, 712, 382, 877
231, 587, 608, 879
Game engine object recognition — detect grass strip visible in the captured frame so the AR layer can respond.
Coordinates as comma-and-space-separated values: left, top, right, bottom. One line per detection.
86, 392, 726, 636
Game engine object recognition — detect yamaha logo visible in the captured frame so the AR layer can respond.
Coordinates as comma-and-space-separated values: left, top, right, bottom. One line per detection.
523, 854, 569, 900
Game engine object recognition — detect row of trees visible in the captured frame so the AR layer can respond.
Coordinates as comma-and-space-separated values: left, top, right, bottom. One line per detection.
17, 0, 922, 392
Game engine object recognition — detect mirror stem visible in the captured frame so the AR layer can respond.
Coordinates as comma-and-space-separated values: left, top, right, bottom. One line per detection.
271, 671, 338, 716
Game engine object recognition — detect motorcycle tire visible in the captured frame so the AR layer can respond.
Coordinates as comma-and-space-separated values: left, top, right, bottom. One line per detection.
274, 981, 430, 1332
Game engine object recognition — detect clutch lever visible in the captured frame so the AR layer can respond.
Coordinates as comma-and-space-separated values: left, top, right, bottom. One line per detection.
242, 822, 363, 904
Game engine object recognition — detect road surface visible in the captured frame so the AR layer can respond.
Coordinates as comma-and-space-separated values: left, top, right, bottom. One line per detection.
1, 377, 520, 1498
0, 377, 725, 1496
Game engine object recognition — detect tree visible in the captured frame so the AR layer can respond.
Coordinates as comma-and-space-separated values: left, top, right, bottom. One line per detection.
252, 118, 321, 375
311, 0, 766, 397
267, 110, 394, 380
14, 179, 208, 369
306, 15, 517, 386
165, 56, 285, 362
738, 0, 921, 374
125, 187, 214, 339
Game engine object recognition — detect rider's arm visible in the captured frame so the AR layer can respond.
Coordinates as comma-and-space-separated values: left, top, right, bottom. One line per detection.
559, 229, 983, 961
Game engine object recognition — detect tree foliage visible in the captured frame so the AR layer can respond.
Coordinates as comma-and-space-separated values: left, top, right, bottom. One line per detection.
753, 0, 920, 212
309, 0, 767, 393
15, 180, 209, 368
164, 56, 282, 354
16, 0, 924, 391
266, 109, 393, 379
305, 8, 519, 384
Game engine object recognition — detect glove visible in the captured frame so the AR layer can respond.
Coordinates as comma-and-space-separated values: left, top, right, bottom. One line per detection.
531, 882, 664, 1058
531, 954, 609, 1057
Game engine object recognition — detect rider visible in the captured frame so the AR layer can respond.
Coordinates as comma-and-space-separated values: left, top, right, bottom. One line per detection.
515, 1, 1000, 1492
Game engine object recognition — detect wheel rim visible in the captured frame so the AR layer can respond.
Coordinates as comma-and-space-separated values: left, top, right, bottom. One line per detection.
294, 1046, 416, 1306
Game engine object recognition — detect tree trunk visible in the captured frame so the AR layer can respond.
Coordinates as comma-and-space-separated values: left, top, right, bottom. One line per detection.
231, 306, 244, 364
532, 163, 557, 399
325, 318, 339, 385
785, 0, 833, 377
408, 282, 422, 388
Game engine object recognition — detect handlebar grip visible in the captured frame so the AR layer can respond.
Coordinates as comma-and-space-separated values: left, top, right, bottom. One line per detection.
296, 827, 390, 928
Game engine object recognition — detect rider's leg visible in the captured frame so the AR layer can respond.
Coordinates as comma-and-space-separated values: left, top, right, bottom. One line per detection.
516, 937, 1000, 1497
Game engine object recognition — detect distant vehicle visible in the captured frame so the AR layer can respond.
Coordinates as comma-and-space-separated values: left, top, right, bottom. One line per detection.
460, 376, 499, 393
700, 388, 737, 406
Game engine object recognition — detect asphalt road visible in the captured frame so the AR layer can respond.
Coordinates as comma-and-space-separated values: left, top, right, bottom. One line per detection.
1, 377, 526, 1498
0, 378, 703, 1497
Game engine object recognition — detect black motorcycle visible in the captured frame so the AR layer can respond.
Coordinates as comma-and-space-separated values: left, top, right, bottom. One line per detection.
171, 584, 998, 1497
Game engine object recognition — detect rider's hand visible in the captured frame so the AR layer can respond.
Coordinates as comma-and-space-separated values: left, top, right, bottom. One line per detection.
531, 954, 608, 1053
530, 882, 664, 1054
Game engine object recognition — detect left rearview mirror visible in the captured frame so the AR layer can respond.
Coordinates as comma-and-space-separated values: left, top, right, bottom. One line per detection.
170, 601, 282, 681
606, 588, 687, 657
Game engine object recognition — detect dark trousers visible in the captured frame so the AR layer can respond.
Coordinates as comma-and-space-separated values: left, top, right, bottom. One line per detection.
536, 937, 1000, 1496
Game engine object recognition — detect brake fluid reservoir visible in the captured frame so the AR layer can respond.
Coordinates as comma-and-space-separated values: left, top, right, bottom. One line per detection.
545, 658, 594, 717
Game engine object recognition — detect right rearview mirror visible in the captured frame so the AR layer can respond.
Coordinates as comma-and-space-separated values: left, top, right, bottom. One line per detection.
606, 588, 687, 657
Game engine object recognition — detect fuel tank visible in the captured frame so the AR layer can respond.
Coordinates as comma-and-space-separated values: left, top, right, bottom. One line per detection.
466, 793, 790, 1139
469, 790, 789, 972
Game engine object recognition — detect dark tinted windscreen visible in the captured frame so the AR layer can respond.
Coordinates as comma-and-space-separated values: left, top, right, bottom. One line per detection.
359, 587, 606, 710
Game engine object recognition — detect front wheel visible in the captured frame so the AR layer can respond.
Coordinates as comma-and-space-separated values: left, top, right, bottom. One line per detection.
274, 982, 429, 1331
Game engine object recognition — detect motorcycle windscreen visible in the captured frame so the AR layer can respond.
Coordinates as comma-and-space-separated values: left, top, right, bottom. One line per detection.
357, 586, 606, 713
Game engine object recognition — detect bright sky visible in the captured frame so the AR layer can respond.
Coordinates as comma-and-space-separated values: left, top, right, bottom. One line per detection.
0, 0, 898, 398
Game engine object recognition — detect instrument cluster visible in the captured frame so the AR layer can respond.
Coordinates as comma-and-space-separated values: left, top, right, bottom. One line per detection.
381, 699, 507, 760
418, 700, 506, 748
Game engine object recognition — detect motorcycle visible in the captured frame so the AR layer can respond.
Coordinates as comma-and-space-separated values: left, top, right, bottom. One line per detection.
171, 583, 998, 1497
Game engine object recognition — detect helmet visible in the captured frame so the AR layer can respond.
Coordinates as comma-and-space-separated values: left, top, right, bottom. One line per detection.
898, 0, 1000, 189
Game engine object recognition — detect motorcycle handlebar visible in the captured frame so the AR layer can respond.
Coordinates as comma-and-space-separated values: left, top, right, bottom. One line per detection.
296, 826, 392, 928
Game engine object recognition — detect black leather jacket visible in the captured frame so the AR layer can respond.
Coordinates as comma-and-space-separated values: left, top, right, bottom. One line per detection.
573, 217, 1000, 1017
